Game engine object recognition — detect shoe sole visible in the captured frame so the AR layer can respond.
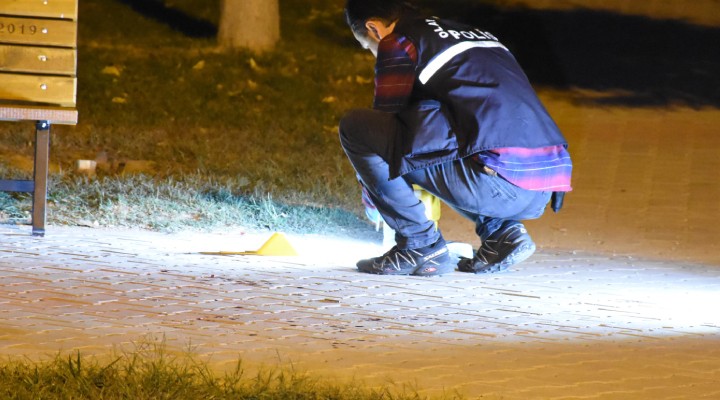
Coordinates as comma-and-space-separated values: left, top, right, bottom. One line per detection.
356, 264, 453, 276
412, 262, 455, 277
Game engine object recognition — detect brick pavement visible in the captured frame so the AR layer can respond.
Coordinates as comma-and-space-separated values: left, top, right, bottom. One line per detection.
1, 222, 719, 399
503, 0, 720, 26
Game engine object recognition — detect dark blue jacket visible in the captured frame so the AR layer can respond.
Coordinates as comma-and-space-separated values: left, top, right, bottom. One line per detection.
391, 15, 568, 178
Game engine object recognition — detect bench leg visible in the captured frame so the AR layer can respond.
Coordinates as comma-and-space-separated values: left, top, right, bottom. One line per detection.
32, 121, 51, 237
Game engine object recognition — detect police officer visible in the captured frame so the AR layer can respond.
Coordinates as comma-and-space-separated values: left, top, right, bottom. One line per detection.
340, 0, 572, 276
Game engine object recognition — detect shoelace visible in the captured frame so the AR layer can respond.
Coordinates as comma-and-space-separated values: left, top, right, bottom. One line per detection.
476, 225, 523, 263
374, 247, 426, 271
386, 249, 421, 270
476, 243, 499, 264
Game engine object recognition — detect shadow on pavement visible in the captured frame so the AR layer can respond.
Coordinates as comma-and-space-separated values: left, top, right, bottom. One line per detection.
422, 1, 720, 108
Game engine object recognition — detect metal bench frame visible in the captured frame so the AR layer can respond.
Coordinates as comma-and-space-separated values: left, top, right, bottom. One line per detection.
0, 107, 78, 236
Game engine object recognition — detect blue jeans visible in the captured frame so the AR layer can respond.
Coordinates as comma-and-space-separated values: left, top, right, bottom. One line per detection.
339, 108, 551, 249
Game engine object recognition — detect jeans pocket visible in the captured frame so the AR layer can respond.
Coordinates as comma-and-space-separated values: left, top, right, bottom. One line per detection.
485, 173, 518, 200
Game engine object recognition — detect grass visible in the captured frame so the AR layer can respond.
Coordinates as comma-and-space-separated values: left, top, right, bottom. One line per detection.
0, 164, 374, 236
0, 341, 463, 400
0, 0, 380, 237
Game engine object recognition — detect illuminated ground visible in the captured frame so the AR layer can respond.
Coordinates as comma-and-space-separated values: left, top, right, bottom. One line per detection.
1, 220, 718, 399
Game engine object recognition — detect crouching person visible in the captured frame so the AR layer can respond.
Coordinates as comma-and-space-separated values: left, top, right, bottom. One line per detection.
339, 0, 572, 276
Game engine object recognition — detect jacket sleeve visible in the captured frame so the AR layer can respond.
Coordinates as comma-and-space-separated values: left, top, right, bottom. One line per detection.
373, 33, 418, 113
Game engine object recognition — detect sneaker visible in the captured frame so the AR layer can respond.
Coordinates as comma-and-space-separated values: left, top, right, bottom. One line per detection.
458, 223, 536, 274
357, 238, 454, 276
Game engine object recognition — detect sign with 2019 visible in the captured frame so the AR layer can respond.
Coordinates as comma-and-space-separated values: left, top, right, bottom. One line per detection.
0, 21, 41, 36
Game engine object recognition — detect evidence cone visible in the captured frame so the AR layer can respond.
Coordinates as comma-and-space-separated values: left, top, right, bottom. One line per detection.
254, 232, 298, 256
199, 232, 298, 256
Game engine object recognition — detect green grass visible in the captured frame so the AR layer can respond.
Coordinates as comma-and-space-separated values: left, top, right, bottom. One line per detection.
0, 344, 463, 400
0, 0, 379, 237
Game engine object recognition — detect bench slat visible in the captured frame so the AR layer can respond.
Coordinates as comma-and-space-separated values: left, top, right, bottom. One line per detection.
0, 105, 78, 124
0, 0, 78, 20
0, 45, 75, 75
0, 74, 76, 107
0, 17, 77, 48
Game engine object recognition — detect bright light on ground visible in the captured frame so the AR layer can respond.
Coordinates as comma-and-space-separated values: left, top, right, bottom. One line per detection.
169, 230, 720, 339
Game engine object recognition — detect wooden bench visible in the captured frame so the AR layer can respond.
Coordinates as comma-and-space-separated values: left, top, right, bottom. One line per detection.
0, 0, 78, 236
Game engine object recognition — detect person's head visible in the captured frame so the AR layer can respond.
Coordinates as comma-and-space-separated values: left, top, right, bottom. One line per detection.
344, 0, 408, 57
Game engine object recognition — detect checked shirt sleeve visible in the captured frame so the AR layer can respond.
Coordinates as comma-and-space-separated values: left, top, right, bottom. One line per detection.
373, 33, 418, 113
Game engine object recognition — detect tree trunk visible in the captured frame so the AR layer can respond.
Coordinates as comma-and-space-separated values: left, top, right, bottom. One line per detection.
218, 0, 280, 52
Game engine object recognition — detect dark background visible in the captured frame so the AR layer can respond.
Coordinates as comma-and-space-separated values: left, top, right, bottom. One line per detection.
118, 0, 720, 108
422, 1, 720, 108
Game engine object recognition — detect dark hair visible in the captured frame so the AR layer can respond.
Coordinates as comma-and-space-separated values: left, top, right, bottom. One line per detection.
344, 0, 410, 36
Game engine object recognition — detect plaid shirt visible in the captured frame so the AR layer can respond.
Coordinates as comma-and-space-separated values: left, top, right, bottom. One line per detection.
476, 147, 573, 191
374, 33, 572, 192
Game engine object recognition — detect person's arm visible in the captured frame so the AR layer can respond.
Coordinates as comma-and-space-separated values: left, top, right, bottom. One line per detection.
373, 33, 418, 113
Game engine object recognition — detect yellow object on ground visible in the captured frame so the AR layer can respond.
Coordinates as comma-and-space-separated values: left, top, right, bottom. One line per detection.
200, 232, 298, 256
